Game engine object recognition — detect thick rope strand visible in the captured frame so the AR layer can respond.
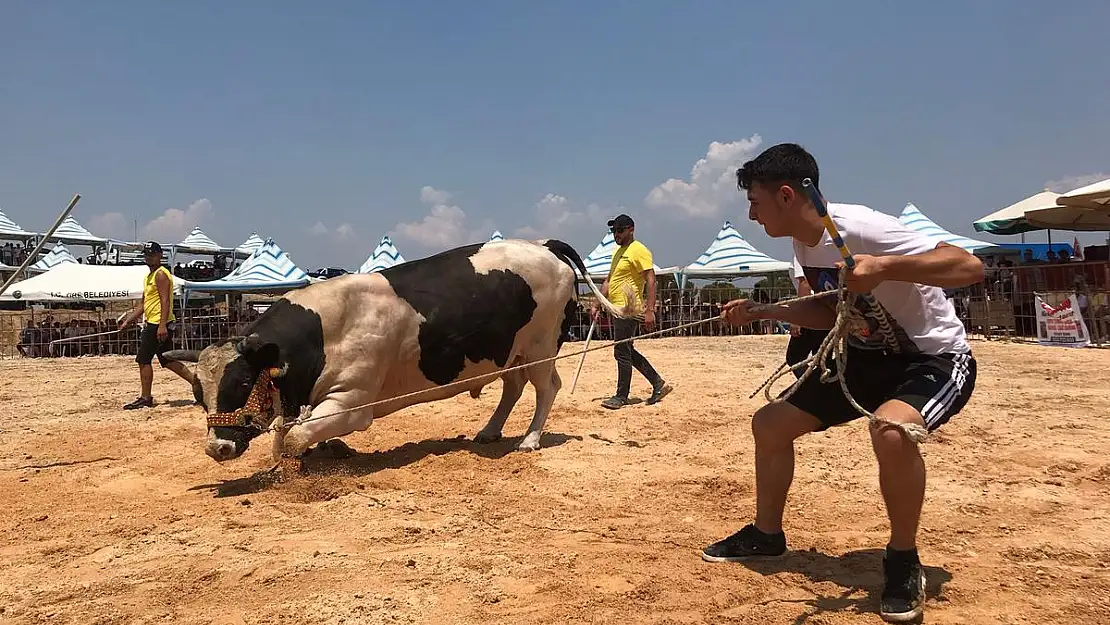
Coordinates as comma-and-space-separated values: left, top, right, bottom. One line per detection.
747, 267, 929, 443
265, 290, 842, 433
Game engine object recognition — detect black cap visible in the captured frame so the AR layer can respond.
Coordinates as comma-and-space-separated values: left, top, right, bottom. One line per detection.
607, 214, 634, 230
142, 241, 163, 255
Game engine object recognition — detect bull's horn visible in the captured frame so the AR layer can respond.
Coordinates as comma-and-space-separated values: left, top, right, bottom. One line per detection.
162, 349, 200, 363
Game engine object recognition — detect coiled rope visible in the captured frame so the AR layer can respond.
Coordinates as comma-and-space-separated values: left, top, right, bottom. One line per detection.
746, 265, 929, 444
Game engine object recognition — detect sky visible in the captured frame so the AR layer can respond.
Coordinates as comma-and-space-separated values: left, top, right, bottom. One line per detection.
2, 1, 1108, 271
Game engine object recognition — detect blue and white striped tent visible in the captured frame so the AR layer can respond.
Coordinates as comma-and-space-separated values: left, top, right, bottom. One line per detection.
174, 227, 224, 254
582, 232, 678, 279
0, 209, 34, 239
489, 230, 504, 242
899, 203, 1011, 254
183, 238, 311, 293
236, 233, 265, 256
680, 220, 791, 284
359, 236, 406, 273
44, 216, 106, 246
30, 242, 79, 272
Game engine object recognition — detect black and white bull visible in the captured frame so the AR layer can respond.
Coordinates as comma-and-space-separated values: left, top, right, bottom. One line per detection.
162, 238, 622, 469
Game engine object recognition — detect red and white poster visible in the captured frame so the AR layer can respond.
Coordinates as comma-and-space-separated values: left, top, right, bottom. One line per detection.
1035, 293, 1090, 348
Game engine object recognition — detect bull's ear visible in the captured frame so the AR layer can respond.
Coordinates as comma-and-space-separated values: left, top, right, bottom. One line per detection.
162, 349, 200, 363
236, 333, 283, 369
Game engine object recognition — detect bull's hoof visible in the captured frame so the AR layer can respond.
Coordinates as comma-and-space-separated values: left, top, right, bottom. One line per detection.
474, 430, 502, 444
328, 439, 354, 458
313, 439, 354, 459
517, 433, 542, 452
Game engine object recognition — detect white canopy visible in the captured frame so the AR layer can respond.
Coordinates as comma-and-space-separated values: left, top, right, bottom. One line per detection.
30, 242, 79, 272
0, 263, 183, 302
43, 216, 108, 246
489, 230, 505, 242
0, 209, 34, 239
183, 238, 311, 293
236, 233, 265, 256
358, 236, 406, 273
681, 220, 792, 278
898, 203, 1013, 254
173, 226, 228, 255
582, 232, 678, 279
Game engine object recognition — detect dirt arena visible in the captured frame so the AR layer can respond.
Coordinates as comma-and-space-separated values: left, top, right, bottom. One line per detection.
2, 336, 1108, 624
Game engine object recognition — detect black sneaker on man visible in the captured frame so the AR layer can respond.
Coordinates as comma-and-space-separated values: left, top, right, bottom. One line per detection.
700, 523, 787, 562
880, 547, 926, 623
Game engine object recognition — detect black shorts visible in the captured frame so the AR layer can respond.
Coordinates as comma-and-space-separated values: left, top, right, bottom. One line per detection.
781, 347, 976, 432
137, 322, 176, 367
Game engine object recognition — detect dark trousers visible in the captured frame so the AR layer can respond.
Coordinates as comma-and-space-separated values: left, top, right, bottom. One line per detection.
785, 327, 830, 378
612, 317, 663, 397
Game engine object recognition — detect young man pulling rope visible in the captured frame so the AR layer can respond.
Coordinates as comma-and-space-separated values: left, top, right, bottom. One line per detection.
703, 143, 984, 623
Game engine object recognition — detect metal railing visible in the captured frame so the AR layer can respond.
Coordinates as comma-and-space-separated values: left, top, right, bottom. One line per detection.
3, 261, 1107, 358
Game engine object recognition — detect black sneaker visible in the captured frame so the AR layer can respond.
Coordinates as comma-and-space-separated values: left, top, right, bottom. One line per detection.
123, 396, 154, 410
700, 524, 787, 562
645, 381, 673, 405
880, 548, 926, 623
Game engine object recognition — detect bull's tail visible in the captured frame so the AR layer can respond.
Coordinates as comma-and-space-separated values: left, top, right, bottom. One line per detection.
541, 239, 626, 319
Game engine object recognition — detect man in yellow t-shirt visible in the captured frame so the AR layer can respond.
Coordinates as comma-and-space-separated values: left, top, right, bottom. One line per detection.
590, 214, 672, 410
118, 241, 194, 409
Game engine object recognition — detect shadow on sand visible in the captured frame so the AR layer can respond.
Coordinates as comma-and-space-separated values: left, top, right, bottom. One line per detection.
188, 431, 580, 498
731, 547, 952, 624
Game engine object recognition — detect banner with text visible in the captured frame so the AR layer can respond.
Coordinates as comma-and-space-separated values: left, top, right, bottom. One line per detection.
1035, 293, 1090, 348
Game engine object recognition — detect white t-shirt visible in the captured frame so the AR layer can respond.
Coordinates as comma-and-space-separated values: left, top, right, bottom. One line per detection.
790, 255, 806, 294
792, 202, 970, 355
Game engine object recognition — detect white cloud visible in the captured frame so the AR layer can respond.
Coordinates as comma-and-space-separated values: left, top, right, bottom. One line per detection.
334, 223, 356, 239
393, 186, 473, 249
1045, 172, 1109, 194
515, 193, 610, 240
645, 134, 764, 218
419, 186, 452, 205
87, 212, 129, 240
309, 221, 358, 242
142, 198, 214, 242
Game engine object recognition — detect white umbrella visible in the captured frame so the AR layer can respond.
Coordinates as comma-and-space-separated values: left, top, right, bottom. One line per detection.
973, 190, 1061, 235
1056, 177, 1110, 210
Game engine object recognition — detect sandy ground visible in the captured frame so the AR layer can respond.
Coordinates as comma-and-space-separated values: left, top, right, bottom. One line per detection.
1, 335, 1108, 625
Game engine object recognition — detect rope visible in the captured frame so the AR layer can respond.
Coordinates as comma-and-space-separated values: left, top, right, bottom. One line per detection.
265, 275, 926, 445
49, 329, 123, 344
261, 290, 844, 434
747, 267, 929, 444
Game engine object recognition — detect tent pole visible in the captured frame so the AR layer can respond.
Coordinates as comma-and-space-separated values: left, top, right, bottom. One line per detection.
0, 194, 81, 298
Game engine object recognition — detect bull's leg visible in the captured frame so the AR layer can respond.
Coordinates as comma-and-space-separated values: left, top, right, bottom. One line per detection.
475, 369, 528, 444
519, 361, 560, 452
276, 395, 375, 475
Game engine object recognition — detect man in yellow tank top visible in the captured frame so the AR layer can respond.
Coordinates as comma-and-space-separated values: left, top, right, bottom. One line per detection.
117, 241, 194, 409
589, 214, 672, 409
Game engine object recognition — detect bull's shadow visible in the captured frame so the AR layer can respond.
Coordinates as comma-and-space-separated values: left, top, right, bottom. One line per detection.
725, 547, 951, 624
189, 431, 580, 498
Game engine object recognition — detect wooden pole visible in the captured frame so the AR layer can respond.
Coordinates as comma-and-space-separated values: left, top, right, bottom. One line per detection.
0, 193, 81, 297
570, 319, 596, 394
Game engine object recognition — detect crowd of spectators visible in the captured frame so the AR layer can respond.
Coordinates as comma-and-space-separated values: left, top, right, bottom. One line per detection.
11, 304, 264, 358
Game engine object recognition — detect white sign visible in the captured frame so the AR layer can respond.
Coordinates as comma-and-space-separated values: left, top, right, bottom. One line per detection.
1034, 293, 1090, 348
